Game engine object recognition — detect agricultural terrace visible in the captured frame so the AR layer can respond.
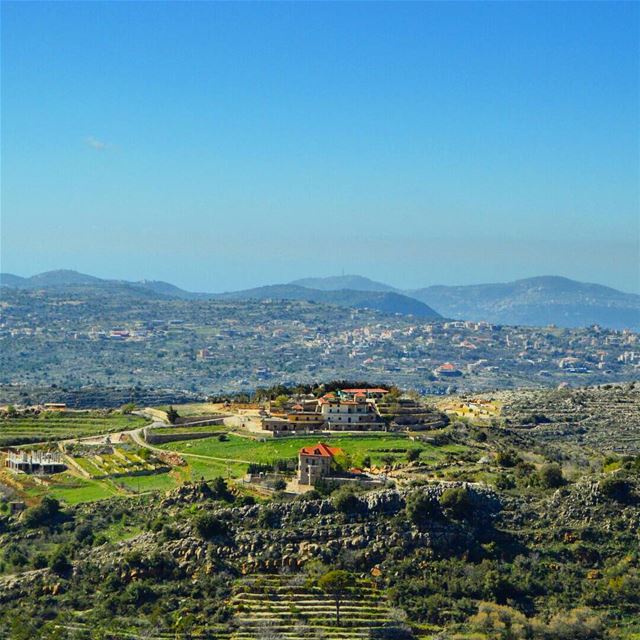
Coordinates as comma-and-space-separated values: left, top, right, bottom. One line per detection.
157, 432, 468, 471
0, 411, 149, 446
154, 402, 228, 418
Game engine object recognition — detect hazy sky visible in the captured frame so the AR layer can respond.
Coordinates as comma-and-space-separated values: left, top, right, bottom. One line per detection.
2, 2, 639, 293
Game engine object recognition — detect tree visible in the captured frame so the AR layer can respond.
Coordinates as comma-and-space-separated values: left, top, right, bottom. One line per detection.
439, 487, 473, 521
539, 463, 564, 489
121, 402, 136, 414
166, 406, 179, 424
317, 570, 356, 625
496, 449, 520, 468
22, 496, 61, 528
600, 476, 632, 502
406, 449, 421, 463
406, 492, 439, 526
332, 487, 361, 514
194, 513, 228, 539
272, 395, 289, 410
49, 548, 72, 576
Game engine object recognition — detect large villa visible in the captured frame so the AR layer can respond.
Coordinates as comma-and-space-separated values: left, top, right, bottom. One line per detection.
261, 388, 388, 436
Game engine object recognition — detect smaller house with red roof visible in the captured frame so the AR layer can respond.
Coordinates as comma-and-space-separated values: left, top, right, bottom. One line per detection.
298, 442, 343, 485
433, 362, 463, 378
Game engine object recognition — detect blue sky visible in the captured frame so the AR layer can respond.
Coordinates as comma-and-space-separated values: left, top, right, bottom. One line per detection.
2, 2, 638, 292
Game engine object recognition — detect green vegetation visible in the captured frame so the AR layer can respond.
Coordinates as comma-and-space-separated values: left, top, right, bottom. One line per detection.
317, 569, 357, 625
158, 432, 467, 472
0, 410, 148, 446
0, 385, 638, 638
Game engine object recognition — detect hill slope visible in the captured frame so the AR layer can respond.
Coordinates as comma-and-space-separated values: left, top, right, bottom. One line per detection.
215, 284, 442, 318
409, 276, 640, 330
0, 271, 440, 318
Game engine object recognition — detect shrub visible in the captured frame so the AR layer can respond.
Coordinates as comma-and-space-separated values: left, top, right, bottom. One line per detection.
195, 513, 228, 539
600, 475, 632, 502
406, 492, 440, 526
211, 477, 233, 501
32, 553, 48, 569
539, 463, 564, 489
166, 406, 179, 424
22, 496, 61, 529
332, 487, 362, 514
439, 487, 473, 520
49, 549, 72, 576
547, 607, 604, 639
495, 450, 520, 468
494, 474, 515, 490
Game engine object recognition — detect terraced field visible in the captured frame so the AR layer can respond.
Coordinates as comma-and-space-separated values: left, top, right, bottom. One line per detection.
0, 411, 149, 446
230, 574, 396, 640
0, 411, 148, 446
72, 448, 162, 478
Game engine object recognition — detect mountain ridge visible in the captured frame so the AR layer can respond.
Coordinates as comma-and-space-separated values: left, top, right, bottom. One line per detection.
2, 270, 638, 330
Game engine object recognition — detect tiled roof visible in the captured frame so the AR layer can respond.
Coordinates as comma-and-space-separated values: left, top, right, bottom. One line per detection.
299, 442, 343, 458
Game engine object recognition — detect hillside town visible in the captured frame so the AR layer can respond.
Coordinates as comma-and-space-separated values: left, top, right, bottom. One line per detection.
1, 289, 638, 406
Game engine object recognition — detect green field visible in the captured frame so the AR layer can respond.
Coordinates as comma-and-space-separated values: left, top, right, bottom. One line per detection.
158, 432, 467, 470
115, 473, 179, 493
0, 411, 149, 446
46, 475, 121, 504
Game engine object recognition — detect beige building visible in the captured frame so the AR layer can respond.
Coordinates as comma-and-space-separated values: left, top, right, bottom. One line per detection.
297, 442, 343, 485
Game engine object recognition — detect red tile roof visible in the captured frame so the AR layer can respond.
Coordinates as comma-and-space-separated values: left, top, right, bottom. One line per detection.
299, 442, 343, 458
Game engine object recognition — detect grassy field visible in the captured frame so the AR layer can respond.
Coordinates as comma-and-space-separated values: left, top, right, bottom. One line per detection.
45, 475, 121, 504
0, 411, 149, 446
158, 432, 468, 469
115, 473, 180, 493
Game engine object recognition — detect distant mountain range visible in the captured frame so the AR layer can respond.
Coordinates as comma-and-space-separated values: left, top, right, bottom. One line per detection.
2, 269, 639, 330
0, 270, 440, 319
291, 274, 640, 331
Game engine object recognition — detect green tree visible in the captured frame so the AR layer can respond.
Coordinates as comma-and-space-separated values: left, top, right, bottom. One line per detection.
272, 395, 290, 410
600, 475, 632, 502
439, 487, 473, 520
332, 487, 361, 514
22, 496, 61, 528
194, 513, 228, 539
539, 463, 564, 489
317, 569, 356, 626
166, 406, 180, 424
406, 492, 439, 526
49, 548, 72, 576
